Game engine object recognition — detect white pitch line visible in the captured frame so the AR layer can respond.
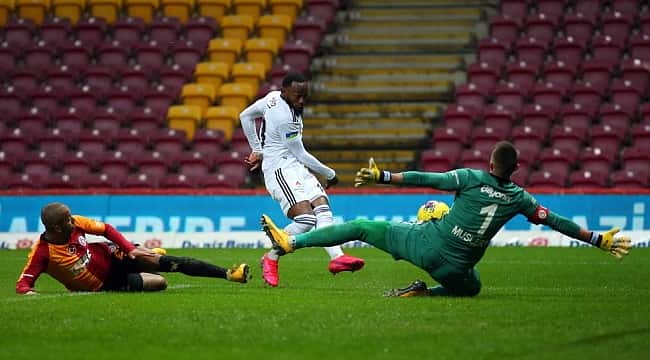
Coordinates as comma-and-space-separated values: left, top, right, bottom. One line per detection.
3, 284, 195, 302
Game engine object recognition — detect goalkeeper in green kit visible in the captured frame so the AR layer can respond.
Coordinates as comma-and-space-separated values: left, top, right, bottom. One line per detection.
260, 141, 632, 297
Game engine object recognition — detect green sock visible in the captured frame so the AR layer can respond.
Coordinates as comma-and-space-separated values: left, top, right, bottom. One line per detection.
294, 220, 391, 251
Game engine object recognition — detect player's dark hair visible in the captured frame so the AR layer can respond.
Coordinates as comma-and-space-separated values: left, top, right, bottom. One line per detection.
491, 141, 518, 178
282, 72, 307, 87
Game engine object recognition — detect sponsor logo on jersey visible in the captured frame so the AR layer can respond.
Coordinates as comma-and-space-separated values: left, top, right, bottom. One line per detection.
285, 131, 299, 140
480, 185, 512, 202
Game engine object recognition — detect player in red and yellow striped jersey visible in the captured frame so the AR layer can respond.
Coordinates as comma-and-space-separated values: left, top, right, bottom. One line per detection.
16, 203, 250, 295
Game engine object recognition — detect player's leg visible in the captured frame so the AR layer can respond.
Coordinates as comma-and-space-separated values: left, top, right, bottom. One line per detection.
428, 265, 481, 297
310, 195, 365, 274
134, 253, 250, 283
136, 273, 168, 291
261, 166, 317, 286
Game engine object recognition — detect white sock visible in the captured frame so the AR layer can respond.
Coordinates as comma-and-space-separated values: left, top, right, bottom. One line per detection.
266, 214, 316, 261
314, 204, 344, 259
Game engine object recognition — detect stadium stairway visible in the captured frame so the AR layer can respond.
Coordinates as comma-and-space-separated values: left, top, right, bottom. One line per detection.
303, 0, 495, 185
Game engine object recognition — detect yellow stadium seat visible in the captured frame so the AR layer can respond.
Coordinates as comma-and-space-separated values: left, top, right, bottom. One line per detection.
204, 106, 239, 140
0, 0, 15, 26
244, 37, 278, 73
88, 0, 122, 24
231, 62, 265, 95
269, 0, 301, 22
196, 0, 230, 21
208, 38, 243, 67
52, 0, 85, 24
232, 0, 265, 22
16, 0, 50, 25
161, 0, 195, 23
181, 83, 217, 112
219, 82, 254, 112
195, 62, 231, 89
257, 14, 292, 45
167, 105, 203, 140
220, 14, 254, 42
125, 0, 159, 24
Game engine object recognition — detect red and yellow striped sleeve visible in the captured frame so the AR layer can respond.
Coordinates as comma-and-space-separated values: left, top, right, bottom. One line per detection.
16, 240, 49, 294
73, 215, 135, 252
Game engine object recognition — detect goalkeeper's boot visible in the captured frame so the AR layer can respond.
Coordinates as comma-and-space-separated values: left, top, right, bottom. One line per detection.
383, 280, 431, 297
226, 263, 250, 283
328, 255, 365, 275
260, 254, 279, 287
151, 247, 167, 255
260, 214, 294, 254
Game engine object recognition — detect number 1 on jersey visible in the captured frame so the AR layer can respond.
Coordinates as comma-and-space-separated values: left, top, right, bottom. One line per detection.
478, 204, 498, 235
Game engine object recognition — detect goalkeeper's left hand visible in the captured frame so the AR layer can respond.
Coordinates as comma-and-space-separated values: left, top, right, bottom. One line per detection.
354, 157, 384, 187
598, 227, 632, 259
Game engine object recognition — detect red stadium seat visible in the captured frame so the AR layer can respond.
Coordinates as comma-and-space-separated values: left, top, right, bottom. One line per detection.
60, 40, 93, 68
4, 18, 36, 50
489, 15, 521, 46
77, 129, 109, 158
143, 84, 180, 116
114, 129, 149, 158
105, 85, 139, 115
590, 124, 624, 155
563, 13, 595, 43
123, 172, 163, 188
39, 17, 71, 47
530, 82, 564, 114
99, 150, 133, 179
559, 103, 594, 131
6, 173, 42, 189
112, 17, 145, 47
528, 168, 568, 187
128, 107, 164, 134
24, 41, 57, 72
158, 64, 193, 95
493, 82, 526, 114
432, 127, 468, 155
471, 126, 510, 153
524, 13, 557, 45
420, 149, 458, 172
573, 0, 604, 22
477, 37, 509, 68
150, 128, 187, 158
599, 103, 633, 135
281, 40, 316, 74
192, 128, 226, 160
74, 16, 107, 48
134, 40, 167, 73
552, 36, 586, 64
611, 0, 640, 17
83, 65, 115, 94
10, 69, 43, 93
536, 0, 565, 23
570, 82, 605, 108
96, 40, 130, 67
37, 128, 69, 158
91, 107, 122, 136
61, 151, 95, 177
629, 34, 650, 62
15, 107, 50, 136
454, 83, 487, 112
520, 104, 554, 135
54, 107, 85, 135
641, 12, 650, 35
549, 126, 586, 154
31, 85, 63, 114
505, 61, 537, 93
542, 60, 577, 90
619, 59, 650, 94
482, 104, 516, 130
22, 151, 55, 179
177, 151, 214, 177
569, 169, 608, 187
292, 15, 326, 48
443, 104, 478, 131
119, 64, 152, 95
459, 148, 490, 171
466, 61, 500, 94
135, 151, 171, 178
500, 0, 528, 19
578, 146, 616, 175
600, 11, 633, 44
306, 0, 339, 27
610, 169, 648, 188
579, 59, 613, 91
609, 80, 642, 114
184, 16, 218, 48
160, 173, 198, 188
589, 35, 624, 69
0, 129, 31, 158
46, 65, 80, 93
149, 16, 182, 45
630, 124, 650, 151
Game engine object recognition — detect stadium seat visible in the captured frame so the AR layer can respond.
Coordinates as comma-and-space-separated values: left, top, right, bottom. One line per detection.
74, 16, 107, 47
96, 40, 130, 67
15, 107, 50, 135
6, 173, 43, 189
181, 83, 217, 112
99, 150, 133, 179
105, 86, 139, 114
167, 105, 203, 140
559, 102, 596, 131
611, 0, 639, 17
530, 82, 564, 114
31, 85, 63, 114
578, 146, 615, 175
432, 127, 468, 155
471, 126, 510, 153
46, 65, 80, 93
524, 13, 556, 45
500, 0, 527, 18
589, 36, 624, 69
125, 0, 159, 24
505, 61, 537, 93
0, 129, 31, 158
454, 83, 487, 112
542, 60, 577, 90
128, 107, 164, 133
54, 107, 86, 135
112, 17, 145, 47
143, 84, 179, 116
91, 107, 122, 137
204, 105, 239, 140
114, 128, 149, 157
305, 0, 338, 27
292, 15, 327, 48
134, 151, 171, 178
23, 150, 56, 178
0, 42, 20, 73
68, 86, 100, 114
79, 172, 125, 188
477, 37, 509, 68
83, 65, 115, 94
219, 82, 254, 112
562, 13, 595, 43
528, 168, 568, 187
459, 148, 490, 171
149, 16, 181, 45
233, 0, 266, 22
493, 82, 526, 114
280, 40, 315, 74
514, 37, 546, 68
77, 128, 109, 157
158, 64, 192, 94
630, 124, 650, 151
196, 0, 231, 21
537, 0, 565, 22
10, 69, 43, 93
171, 40, 205, 72
620, 59, 650, 95
134, 40, 167, 72
208, 38, 243, 67
52, 0, 85, 24
160, 173, 198, 188
258, 14, 292, 45
600, 11, 633, 44
16, 0, 50, 25
39, 17, 71, 48
61, 151, 95, 177
4, 18, 36, 50
599, 104, 632, 135
549, 125, 587, 154
488, 15, 520, 46
420, 149, 458, 172
60, 40, 93, 68
552, 36, 586, 65
195, 62, 231, 89
87, 0, 122, 24
590, 124, 623, 155
161, 0, 196, 22
120, 64, 151, 94
0, 152, 15, 179
570, 82, 604, 108
231, 62, 266, 95
610, 168, 648, 188
569, 169, 608, 187
482, 104, 515, 130
466, 61, 499, 94
192, 128, 226, 159
573, 0, 603, 22
641, 12, 650, 35
442, 104, 478, 132
184, 16, 218, 48
628, 34, 650, 62
123, 172, 163, 188
609, 80, 642, 113
245, 37, 279, 73
221, 14, 255, 41
269, 0, 301, 22
150, 128, 187, 158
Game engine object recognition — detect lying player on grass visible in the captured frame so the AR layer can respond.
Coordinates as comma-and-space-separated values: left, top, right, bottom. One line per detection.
16, 202, 250, 295
260, 141, 632, 297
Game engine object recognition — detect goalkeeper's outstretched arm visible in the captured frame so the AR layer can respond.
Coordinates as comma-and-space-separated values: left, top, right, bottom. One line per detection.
527, 206, 632, 259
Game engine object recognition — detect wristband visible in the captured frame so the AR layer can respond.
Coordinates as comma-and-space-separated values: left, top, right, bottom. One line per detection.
378, 170, 392, 184
589, 231, 602, 247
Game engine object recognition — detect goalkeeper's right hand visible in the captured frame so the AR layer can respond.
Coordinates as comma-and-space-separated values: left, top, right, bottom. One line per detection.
598, 227, 632, 259
354, 158, 391, 187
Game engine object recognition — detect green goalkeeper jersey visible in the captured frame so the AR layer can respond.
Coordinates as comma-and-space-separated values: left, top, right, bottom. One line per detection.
402, 168, 540, 268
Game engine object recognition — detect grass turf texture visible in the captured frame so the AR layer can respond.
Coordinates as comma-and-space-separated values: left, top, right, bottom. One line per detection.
0, 247, 648, 360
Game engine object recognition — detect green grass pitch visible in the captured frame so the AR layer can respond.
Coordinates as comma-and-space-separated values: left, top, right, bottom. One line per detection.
1, 247, 648, 360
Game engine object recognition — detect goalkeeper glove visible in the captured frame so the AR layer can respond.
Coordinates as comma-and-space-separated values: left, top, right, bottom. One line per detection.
354, 158, 391, 187
594, 227, 632, 259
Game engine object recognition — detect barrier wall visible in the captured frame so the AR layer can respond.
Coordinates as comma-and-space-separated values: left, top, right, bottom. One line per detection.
1, 193, 648, 249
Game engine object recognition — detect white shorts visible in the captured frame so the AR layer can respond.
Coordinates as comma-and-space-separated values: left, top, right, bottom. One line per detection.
264, 163, 328, 215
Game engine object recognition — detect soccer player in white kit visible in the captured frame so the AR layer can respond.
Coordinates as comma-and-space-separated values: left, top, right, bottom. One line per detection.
240, 73, 365, 287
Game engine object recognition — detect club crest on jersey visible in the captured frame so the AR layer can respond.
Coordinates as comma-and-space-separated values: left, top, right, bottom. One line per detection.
78, 235, 86, 246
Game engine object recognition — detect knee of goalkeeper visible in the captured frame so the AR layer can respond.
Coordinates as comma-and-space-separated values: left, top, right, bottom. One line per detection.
416, 200, 450, 223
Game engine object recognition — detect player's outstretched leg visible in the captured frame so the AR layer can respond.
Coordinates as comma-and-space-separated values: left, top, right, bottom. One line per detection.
328, 255, 365, 275
158, 256, 250, 283
383, 279, 431, 297
261, 214, 294, 254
